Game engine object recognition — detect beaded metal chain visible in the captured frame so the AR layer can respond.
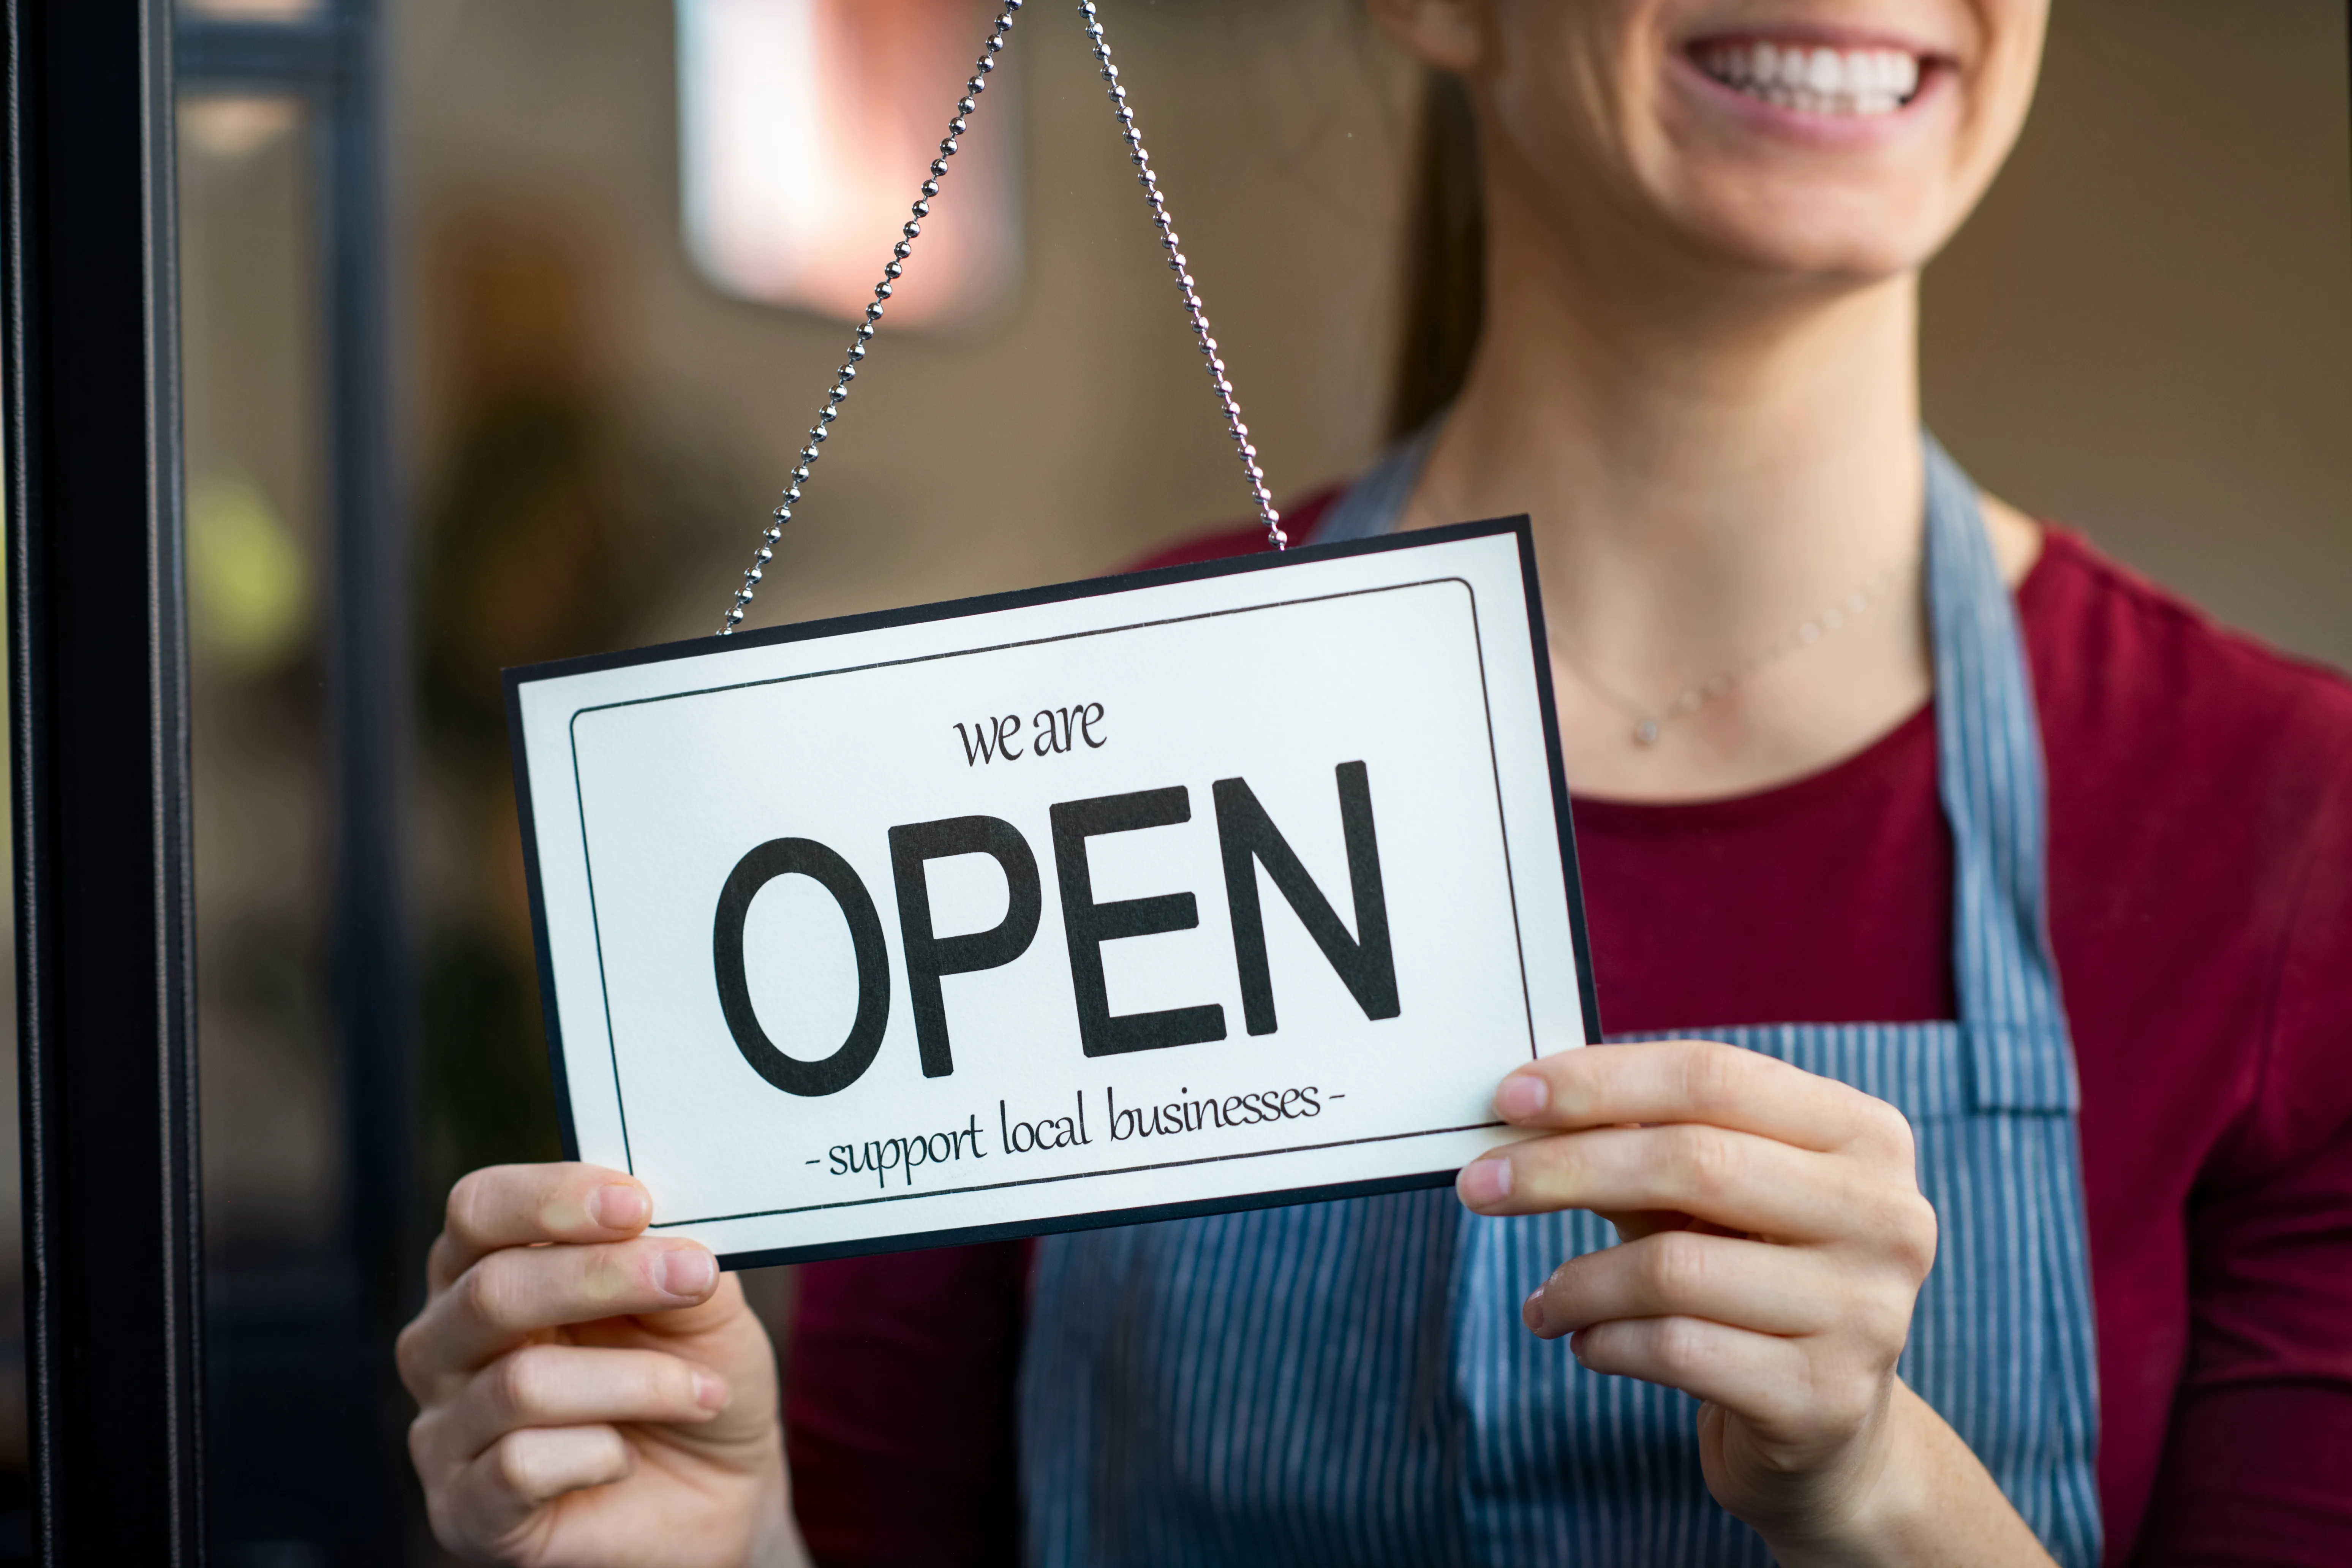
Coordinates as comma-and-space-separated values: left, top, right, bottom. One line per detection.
1079, 0, 1282, 550
716, 2, 1022, 634
718, 0, 1283, 636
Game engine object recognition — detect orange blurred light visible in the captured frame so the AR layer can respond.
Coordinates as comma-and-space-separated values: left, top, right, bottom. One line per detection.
679, 0, 1023, 330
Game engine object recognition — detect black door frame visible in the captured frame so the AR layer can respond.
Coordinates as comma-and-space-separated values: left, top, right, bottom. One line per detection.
5, 0, 204, 1559
7, 0, 405, 1562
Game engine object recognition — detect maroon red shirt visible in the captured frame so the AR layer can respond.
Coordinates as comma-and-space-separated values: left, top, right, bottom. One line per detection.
788, 502, 2352, 1565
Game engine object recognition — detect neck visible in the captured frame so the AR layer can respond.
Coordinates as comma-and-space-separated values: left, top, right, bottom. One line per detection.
1429, 210, 1925, 678
1413, 149, 1947, 799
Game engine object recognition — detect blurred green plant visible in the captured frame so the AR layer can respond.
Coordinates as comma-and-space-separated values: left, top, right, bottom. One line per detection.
188, 475, 310, 670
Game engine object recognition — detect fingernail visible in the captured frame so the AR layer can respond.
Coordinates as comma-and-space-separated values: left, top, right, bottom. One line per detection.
656, 1249, 716, 1299
1495, 1074, 1547, 1122
1458, 1156, 1512, 1208
693, 1370, 731, 1411
589, 1183, 649, 1230
1522, 1287, 1545, 1333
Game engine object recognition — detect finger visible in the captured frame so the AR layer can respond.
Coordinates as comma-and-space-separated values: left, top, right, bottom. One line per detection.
431, 1163, 655, 1291
409, 1238, 722, 1380
422, 1344, 730, 1466
1459, 1122, 1894, 1241
448, 1425, 635, 1546
1568, 1314, 1819, 1428
1526, 1230, 1849, 1340
1495, 1040, 1914, 1160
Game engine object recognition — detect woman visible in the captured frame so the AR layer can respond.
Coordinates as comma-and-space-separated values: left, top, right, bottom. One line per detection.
398, 2, 2352, 1563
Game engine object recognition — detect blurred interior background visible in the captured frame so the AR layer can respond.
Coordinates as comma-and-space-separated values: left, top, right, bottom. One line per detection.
0, 0, 2344, 1560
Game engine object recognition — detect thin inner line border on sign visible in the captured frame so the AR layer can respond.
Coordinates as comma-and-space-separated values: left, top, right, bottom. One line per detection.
566, 575, 1536, 1227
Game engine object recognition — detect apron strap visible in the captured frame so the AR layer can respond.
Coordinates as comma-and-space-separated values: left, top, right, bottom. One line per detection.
1922, 436, 2078, 1113
1310, 422, 1438, 544
1314, 427, 2079, 1114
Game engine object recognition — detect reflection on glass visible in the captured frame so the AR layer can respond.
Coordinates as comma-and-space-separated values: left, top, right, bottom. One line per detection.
181, 95, 302, 162
677, 0, 1022, 327
177, 94, 338, 1274
179, 0, 322, 18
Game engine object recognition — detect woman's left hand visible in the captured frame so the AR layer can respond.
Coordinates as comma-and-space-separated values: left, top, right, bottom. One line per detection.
1456, 1039, 2052, 1565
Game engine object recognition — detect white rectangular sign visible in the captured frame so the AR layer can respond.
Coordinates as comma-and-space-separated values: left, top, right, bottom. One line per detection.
507, 520, 1600, 1265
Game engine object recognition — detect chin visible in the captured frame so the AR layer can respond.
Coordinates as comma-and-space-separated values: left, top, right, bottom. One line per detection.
1662, 169, 1959, 285
1629, 7, 2034, 285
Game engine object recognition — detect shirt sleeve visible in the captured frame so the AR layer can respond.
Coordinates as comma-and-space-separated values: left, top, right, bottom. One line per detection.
785, 1242, 1029, 1568
2131, 726, 2352, 1565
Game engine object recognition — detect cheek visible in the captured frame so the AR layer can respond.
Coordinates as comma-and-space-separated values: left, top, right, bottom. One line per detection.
1916, 0, 2050, 227
1965, 5, 2050, 177
1483, 18, 1630, 173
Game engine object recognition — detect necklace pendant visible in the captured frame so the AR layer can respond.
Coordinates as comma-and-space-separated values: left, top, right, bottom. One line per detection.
1632, 717, 1663, 746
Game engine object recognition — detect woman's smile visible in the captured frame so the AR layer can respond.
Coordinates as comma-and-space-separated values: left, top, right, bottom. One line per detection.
1689, 36, 1926, 117
1661, 16, 1968, 166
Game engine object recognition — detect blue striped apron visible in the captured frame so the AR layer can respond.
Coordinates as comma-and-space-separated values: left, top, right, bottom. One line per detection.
1018, 436, 2102, 1566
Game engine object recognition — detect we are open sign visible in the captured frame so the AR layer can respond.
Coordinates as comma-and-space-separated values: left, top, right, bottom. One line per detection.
507, 520, 1599, 1266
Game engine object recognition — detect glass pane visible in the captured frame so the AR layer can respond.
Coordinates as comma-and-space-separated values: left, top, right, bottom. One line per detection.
1922, 0, 2352, 670
181, 90, 332, 1279
139, 3, 2352, 1565
179, 92, 365, 1563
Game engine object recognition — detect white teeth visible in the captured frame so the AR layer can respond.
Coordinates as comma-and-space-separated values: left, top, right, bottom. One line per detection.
1698, 41, 1924, 117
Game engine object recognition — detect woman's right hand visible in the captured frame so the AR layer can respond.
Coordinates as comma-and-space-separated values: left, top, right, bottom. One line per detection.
397, 1162, 805, 1568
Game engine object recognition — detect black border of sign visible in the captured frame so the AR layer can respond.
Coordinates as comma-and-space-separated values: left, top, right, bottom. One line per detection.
575, 575, 1522, 1208
503, 515, 1606, 1268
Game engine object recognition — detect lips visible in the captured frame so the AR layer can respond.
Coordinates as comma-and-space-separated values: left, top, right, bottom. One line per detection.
1691, 39, 1925, 117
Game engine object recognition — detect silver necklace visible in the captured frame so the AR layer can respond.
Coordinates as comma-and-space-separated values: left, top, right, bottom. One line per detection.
716, 0, 1282, 635
1410, 471, 1907, 749
1556, 561, 1904, 746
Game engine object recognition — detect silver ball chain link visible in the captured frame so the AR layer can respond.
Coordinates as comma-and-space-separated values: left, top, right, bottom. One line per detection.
1079, 0, 1283, 552
718, 0, 1281, 636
